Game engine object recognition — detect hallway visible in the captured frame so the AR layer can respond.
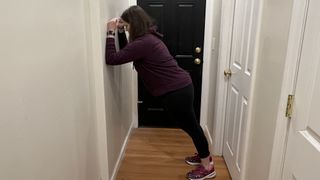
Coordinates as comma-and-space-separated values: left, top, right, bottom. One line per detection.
3, 0, 320, 179
116, 128, 231, 179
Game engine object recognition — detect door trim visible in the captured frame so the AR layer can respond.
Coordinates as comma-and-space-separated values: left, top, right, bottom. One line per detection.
200, 0, 215, 128
268, 0, 309, 179
200, 0, 217, 147
130, 0, 139, 128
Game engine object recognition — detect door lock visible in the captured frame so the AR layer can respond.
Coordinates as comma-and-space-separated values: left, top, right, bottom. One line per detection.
194, 58, 202, 65
195, 47, 202, 53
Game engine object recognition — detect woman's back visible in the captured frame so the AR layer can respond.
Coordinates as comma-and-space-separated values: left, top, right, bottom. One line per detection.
132, 33, 191, 96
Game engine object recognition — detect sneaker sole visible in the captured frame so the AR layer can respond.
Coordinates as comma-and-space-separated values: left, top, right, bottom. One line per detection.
185, 161, 214, 166
188, 171, 217, 180
185, 161, 201, 166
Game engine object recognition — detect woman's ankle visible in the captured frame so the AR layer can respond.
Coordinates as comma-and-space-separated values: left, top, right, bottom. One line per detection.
201, 155, 213, 171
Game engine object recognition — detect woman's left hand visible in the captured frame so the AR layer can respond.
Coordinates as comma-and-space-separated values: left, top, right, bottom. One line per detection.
106, 18, 118, 31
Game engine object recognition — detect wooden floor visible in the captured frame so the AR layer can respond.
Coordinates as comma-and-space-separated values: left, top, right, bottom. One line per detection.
116, 128, 231, 180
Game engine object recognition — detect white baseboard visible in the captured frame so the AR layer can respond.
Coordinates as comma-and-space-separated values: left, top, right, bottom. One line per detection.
110, 120, 135, 180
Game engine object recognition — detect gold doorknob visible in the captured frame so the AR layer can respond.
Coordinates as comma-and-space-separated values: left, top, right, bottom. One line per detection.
224, 69, 232, 78
194, 58, 201, 65
195, 47, 202, 53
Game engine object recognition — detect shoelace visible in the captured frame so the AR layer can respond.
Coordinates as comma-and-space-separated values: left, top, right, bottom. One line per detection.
191, 166, 206, 173
190, 154, 200, 160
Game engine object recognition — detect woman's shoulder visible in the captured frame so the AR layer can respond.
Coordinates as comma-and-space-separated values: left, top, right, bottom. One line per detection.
134, 26, 163, 43
138, 33, 160, 40
134, 33, 162, 46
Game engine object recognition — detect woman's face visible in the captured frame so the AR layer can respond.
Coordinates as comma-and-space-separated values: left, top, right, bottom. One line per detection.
119, 18, 130, 32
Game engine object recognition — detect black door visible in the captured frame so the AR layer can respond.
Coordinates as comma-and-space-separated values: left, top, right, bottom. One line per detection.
137, 0, 206, 127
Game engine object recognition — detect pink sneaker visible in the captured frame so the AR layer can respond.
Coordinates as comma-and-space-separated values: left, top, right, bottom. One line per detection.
185, 154, 214, 166
186, 165, 216, 180
185, 153, 201, 165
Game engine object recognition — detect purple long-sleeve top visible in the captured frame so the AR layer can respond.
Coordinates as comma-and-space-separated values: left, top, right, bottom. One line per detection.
105, 30, 192, 97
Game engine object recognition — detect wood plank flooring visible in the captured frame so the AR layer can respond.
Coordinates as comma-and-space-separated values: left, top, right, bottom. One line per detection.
116, 128, 231, 180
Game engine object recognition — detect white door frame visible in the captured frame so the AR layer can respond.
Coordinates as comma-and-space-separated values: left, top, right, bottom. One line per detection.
268, 0, 310, 179
212, 0, 263, 163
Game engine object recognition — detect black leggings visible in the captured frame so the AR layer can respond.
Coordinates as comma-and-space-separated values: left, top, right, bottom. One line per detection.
159, 84, 210, 158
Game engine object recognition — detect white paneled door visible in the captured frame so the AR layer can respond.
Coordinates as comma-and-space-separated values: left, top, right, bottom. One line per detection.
282, 0, 320, 179
222, 0, 261, 179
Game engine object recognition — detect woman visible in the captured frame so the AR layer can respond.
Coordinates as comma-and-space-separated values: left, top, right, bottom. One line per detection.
105, 5, 216, 180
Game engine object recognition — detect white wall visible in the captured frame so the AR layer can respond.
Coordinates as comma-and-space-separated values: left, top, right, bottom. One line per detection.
0, 0, 105, 179
206, 0, 222, 141
99, 0, 136, 178
245, 0, 294, 179
201, 0, 222, 148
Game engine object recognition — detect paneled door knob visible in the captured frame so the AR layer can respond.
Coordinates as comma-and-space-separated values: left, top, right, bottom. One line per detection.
224, 69, 232, 78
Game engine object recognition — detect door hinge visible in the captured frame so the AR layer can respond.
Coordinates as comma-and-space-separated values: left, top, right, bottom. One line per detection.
285, 95, 294, 118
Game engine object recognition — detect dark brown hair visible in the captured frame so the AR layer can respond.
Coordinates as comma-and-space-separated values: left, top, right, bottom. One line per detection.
121, 6, 154, 41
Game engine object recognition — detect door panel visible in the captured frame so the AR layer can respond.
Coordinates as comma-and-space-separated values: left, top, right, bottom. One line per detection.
175, 5, 195, 54
283, 0, 320, 178
238, 98, 248, 170
223, 0, 259, 179
226, 86, 239, 157
138, 0, 206, 127
142, 3, 166, 39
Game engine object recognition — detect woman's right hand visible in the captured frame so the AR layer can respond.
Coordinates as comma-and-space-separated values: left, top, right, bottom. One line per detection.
106, 18, 118, 32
